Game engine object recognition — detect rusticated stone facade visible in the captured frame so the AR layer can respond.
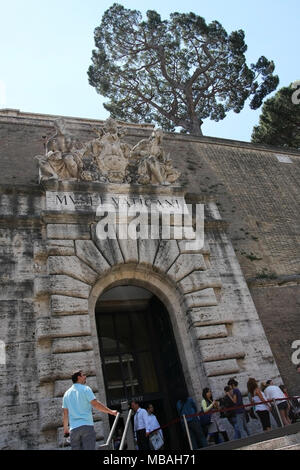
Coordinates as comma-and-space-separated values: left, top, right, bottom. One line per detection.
0, 109, 299, 450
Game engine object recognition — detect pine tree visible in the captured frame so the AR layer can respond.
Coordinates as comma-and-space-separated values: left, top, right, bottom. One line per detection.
88, 4, 279, 136
251, 85, 300, 149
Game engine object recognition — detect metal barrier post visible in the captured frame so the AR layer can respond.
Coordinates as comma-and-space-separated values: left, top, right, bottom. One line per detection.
119, 402, 135, 450
273, 399, 284, 428
182, 415, 193, 450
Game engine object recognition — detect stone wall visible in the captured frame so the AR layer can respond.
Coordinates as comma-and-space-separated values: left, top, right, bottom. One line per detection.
0, 177, 282, 448
168, 136, 300, 395
249, 282, 300, 395
0, 110, 299, 448
1, 109, 299, 280
0, 187, 42, 449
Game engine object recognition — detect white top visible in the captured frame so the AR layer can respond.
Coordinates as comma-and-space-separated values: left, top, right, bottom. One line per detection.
201, 399, 226, 433
264, 385, 287, 405
253, 392, 269, 411
147, 413, 163, 439
134, 407, 149, 432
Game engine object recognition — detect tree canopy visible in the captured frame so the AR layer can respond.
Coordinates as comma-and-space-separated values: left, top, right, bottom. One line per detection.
251, 85, 300, 149
88, 3, 279, 135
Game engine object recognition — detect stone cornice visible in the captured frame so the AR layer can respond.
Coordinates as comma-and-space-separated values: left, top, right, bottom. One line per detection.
0, 109, 154, 136
0, 183, 42, 195
41, 211, 95, 224
41, 180, 186, 197
0, 215, 42, 228
247, 274, 300, 288
0, 183, 217, 203
1, 109, 300, 158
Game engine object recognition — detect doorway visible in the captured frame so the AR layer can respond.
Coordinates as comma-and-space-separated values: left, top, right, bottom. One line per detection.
95, 285, 188, 449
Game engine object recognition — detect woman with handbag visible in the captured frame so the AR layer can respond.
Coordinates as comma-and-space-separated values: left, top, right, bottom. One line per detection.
202, 388, 229, 445
146, 404, 164, 450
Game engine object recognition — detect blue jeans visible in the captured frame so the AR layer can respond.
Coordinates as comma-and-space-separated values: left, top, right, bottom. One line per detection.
235, 413, 250, 439
70, 425, 96, 450
229, 416, 241, 439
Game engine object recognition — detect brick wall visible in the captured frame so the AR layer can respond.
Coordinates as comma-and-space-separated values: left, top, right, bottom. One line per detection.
250, 283, 300, 396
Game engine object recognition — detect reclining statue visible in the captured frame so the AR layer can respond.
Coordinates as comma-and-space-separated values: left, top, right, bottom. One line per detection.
131, 129, 180, 185
36, 118, 82, 182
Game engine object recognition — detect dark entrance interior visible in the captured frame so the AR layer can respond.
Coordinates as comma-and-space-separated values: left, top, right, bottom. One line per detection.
95, 285, 188, 449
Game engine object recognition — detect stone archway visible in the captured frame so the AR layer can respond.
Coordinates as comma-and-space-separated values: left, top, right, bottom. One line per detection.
93, 282, 193, 449
34, 227, 223, 447
88, 262, 206, 408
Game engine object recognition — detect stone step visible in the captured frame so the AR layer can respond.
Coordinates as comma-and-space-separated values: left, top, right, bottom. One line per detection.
278, 443, 300, 450
239, 432, 300, 450
239, 437, 287, 450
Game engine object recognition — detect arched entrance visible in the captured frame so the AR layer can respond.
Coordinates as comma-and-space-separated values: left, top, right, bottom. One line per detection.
95, 285, 188, 449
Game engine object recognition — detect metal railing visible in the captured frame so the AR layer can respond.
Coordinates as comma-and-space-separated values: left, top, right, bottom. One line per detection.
182, 414, 193, 450
119, 408, 134, 450
175, 395, 300, 449
97, 396, 300, 451
99, 412, 121, 450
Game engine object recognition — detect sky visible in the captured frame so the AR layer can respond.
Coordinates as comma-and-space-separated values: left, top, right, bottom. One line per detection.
0, 0, 299, 142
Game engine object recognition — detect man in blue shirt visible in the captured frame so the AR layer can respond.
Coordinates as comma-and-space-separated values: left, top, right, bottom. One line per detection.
176, 393, 207, 449
131, 400, 150, 450
62, 370, 117, 450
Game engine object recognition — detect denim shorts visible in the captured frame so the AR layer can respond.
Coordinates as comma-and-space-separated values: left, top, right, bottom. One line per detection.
278, 401, 288, 411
